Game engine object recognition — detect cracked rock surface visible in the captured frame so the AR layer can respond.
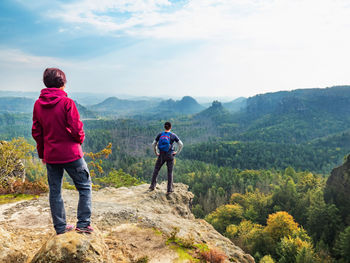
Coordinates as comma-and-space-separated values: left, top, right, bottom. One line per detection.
0, 182, 254, 263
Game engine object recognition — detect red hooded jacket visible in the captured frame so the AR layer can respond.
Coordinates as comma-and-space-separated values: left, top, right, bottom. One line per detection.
32, 88, 85, 164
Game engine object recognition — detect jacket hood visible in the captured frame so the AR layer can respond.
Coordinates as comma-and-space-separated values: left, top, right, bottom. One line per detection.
38, 88, 67, 108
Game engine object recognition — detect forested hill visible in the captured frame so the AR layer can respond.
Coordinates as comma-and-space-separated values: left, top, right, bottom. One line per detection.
179, 86, 350, 173
2, 85, 350, 173
223, 86, 350, 144
2, 86, 350, 262
245, 85, 350, 118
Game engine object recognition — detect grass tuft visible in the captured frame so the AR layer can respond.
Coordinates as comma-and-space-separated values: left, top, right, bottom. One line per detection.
0, 193, 38, 204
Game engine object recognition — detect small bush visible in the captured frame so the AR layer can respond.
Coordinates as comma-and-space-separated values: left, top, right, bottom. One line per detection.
0, 179, 48, 195
200, 247, 227, 263
62, 180, 101, 191
62, 180, 76, 190
179, 235, 195, 249
195, 243, 210, 253
92, 183, 101, 191
167, 227, 195, 249
134, 256, 149, 263
169, 227, 180, 242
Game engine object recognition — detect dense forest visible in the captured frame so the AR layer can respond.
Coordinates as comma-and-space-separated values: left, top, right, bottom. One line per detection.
1, 86, 350, 262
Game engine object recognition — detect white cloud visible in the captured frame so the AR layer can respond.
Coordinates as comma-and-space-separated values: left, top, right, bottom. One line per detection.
0, 48, 124, 92
47, 0, 350, 44
0, 49, 67, 91
4, 0, 350, 96
0, 48, 67, 68
49, 0, 173, 33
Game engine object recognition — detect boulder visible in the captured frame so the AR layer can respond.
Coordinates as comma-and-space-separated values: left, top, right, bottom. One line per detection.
30, 229, 111, 263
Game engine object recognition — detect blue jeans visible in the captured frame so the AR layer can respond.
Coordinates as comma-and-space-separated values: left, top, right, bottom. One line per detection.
46, 157, 92, 234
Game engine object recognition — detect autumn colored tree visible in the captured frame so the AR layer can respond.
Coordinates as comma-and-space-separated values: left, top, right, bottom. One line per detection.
0, 138, 48, 194
276, 236, 315, 263
264, 211, 299, 242
0, 138, 35, 182
225, 220, 263, 253
230, 189, 272, 224
84, 142, 112, 177
205, 204, 243, 233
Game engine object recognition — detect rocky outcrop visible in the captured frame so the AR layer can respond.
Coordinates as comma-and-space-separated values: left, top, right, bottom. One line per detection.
0, 182, 254, 262
325, 155, 350, 222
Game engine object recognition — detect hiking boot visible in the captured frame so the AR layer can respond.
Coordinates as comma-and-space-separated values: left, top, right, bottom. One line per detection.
166, 190, 174, 195
57, 224, 75, 235
76, 225, 94, 234
148, 186, 155, 191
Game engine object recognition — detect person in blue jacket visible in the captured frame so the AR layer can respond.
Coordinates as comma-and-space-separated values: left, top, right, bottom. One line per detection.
149, 122, 183, 194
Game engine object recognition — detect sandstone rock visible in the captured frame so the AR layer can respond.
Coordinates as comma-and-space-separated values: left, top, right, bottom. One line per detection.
0, 228, 27, 263
95, 183, 255, 263
1, 182, 254, 263
30, 229, 111, 263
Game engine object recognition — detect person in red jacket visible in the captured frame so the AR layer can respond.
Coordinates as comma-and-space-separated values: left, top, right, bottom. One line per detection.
32, 68, 93, 234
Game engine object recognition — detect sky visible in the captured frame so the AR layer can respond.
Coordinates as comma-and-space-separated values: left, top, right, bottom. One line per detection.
1, 0, 350, 99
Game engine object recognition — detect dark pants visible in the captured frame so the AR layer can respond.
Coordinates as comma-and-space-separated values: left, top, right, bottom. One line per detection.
46, 157, 92, 234
150, 152, 174, 192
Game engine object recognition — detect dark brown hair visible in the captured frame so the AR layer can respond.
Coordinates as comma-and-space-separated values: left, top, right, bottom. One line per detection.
43, 68, 67, 88
164, 122, 172, 130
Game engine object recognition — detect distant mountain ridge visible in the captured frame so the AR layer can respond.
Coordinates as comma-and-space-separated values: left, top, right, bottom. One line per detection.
3, 85, 350, 173
90, 96, 156, 114
0, 96, 96, 119
0, 94, 208, 118
246, 85, 350, 117
187, 85, 350, 147
91, 95, 206, 117
222, 97, 247, 112
0, 97, 34, 113
155, 96, 205, 114
74, 101, 97, 119
2, 86, 350, 120
195, 101, 231, 121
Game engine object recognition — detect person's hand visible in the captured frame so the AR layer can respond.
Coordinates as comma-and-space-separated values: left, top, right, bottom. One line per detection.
172, 152, 177, 156
41, 159, 46, 165
156, 153, 160, 156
